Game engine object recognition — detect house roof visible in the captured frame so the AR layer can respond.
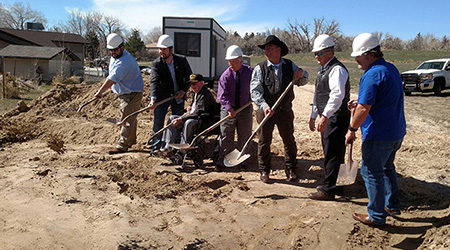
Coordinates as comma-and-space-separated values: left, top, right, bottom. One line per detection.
0, 44, 80, 60
0, 28, 89, 47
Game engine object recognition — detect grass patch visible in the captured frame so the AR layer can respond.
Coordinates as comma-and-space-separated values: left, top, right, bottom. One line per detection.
0, 83, 52, 114
249, 50, 450, 93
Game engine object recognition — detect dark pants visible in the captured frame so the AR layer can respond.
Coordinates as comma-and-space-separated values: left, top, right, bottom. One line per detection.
151, 99, 184, 149
256, 108, 297, 173
320, 113, 350, 196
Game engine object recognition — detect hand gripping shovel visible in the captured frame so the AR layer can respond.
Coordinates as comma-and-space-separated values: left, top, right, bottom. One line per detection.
77, 89, 112, 112
336, 142, 359, 186
224, 81, 295, 167
168, 102, 252, 151
145, 112, 190, 145
107, 96, 175, 126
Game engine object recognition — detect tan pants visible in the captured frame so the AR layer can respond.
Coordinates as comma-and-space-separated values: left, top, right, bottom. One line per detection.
117, 92, 143, 150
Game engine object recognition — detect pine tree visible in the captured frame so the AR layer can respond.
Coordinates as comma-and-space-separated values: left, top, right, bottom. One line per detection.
125, 29, 144, 57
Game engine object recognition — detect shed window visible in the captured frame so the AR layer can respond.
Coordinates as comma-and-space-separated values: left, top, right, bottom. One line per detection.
174, 33, 201, 57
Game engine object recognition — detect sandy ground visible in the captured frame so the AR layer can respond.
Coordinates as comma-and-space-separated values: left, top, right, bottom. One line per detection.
0, 77, 449, 250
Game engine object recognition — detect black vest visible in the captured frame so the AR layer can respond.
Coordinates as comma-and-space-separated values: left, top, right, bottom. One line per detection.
258, 59, 294, 110
315, 57, 350, 117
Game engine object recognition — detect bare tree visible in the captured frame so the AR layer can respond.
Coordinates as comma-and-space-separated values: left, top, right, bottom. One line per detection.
144, 26, 162, 44
287, 19, 312, 52
372, 32, 384, 44
382, 33, 404, 50
287, 17, 341, 52
0, 2, 47, 29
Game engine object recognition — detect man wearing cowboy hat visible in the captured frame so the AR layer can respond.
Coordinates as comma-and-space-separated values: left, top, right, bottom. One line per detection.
250, 35, 309, 183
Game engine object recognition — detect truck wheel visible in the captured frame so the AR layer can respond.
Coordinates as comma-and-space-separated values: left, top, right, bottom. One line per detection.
434, 82, 442, 96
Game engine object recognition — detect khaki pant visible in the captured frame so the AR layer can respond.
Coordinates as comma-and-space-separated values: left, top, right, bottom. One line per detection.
117, 92, 143, 150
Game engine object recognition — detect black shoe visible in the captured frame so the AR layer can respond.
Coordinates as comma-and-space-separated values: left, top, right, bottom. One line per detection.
308, 190, 335, 201
260, 172, 270, 183
214, 165, 223, 172
285, 168, 298, 182
108, 148, 127, 155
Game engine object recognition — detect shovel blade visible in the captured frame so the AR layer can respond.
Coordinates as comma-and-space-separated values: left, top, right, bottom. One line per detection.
167, 143, 197, 151
223, 149, 251, 167
336, 161, 359, 186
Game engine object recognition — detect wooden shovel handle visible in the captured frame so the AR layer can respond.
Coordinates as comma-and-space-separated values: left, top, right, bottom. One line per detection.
237, 81, 295, 158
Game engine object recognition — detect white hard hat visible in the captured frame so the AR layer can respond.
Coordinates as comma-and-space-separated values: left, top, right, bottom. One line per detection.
156, 34, 174, 48
106, 33, 123, 49
312, 34, 335, 52
225, 45, 243, 60
351, 33, 380, 57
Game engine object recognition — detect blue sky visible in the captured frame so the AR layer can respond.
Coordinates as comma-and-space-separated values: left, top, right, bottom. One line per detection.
3, 0, 449, 40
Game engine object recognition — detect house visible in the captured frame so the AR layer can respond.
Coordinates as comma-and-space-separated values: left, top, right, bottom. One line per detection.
0, 45, 80, 82
0, 28, 88, 81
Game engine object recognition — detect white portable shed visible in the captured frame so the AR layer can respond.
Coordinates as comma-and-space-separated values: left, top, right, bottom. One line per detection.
163, 16, 231, 82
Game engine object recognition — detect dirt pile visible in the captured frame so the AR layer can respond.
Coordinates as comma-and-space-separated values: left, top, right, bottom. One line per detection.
0, 78, 449, 249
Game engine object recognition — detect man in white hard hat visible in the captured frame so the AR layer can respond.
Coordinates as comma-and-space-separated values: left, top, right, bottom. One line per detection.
251, 35, 309, 183
216, 45, 253, 171
308, 34, 351, 201
95, 33, 144, 154
347, 33, 406, 226
146, 34, 192, 152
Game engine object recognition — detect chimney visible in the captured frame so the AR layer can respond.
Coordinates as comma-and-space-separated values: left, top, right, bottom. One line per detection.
26, 22, 45, 31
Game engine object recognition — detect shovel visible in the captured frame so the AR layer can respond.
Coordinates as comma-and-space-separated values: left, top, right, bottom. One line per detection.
168, 102, 252, 151
107, 96, 175, 126
224, 80, 295, 167
77, 89, 112, 112
145, 112, 190, 145
336, 142, 359, 186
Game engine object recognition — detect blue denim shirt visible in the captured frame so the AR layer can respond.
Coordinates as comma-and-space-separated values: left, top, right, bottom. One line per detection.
108, 50, 144, 95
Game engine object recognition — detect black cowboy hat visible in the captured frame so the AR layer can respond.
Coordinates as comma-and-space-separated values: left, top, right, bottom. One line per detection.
258, 35, 289, 56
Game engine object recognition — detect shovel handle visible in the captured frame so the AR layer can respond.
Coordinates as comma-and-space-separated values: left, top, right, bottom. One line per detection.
147, 112, 189, 142
116, 95, 175, 125
77, 89, 112, 112
189, 102, 252, 147
236, 81, 295, 159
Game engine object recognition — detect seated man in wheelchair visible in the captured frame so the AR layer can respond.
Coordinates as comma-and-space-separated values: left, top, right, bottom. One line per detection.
161, 74, 219, 153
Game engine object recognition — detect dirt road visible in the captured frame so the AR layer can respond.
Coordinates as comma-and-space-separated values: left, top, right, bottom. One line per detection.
0, 81, 449, 249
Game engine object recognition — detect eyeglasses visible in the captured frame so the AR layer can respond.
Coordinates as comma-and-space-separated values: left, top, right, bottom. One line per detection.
190, 81, 199, 86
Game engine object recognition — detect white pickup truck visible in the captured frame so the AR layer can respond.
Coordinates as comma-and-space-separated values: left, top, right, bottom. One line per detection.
401, 58, 450, 96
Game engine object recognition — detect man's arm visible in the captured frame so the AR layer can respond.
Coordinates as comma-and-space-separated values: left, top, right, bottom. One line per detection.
250, 65, 269, 112
345, 103, 371, 145
95, 78, 115, 98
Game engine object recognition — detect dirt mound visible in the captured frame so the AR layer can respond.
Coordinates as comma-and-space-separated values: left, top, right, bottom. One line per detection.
1, 78, 449, 249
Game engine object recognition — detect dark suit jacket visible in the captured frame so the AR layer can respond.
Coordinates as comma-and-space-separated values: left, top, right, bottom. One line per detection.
183, 85, 219, 130
150, 54, 192, 101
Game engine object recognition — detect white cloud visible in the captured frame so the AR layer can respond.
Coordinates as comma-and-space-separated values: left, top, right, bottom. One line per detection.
91, 0, 249, 34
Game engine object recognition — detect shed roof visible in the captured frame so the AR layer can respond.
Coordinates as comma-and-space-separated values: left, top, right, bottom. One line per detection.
0, 28, 89, 47
0, 45, 80, 60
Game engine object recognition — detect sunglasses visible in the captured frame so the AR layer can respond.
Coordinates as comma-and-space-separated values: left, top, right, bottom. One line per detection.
314, 51, 326, 56
190, 81, 199, 86
109, 47, 121, 52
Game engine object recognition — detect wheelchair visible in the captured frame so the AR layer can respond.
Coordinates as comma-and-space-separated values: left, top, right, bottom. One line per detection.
169, 105, 221, 168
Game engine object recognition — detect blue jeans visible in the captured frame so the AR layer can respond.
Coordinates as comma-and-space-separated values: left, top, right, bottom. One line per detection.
151, 99, 184, 149
360, 139, 403, 224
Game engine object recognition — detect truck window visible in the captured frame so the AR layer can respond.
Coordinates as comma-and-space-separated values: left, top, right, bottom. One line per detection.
174, 33, 201, 57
